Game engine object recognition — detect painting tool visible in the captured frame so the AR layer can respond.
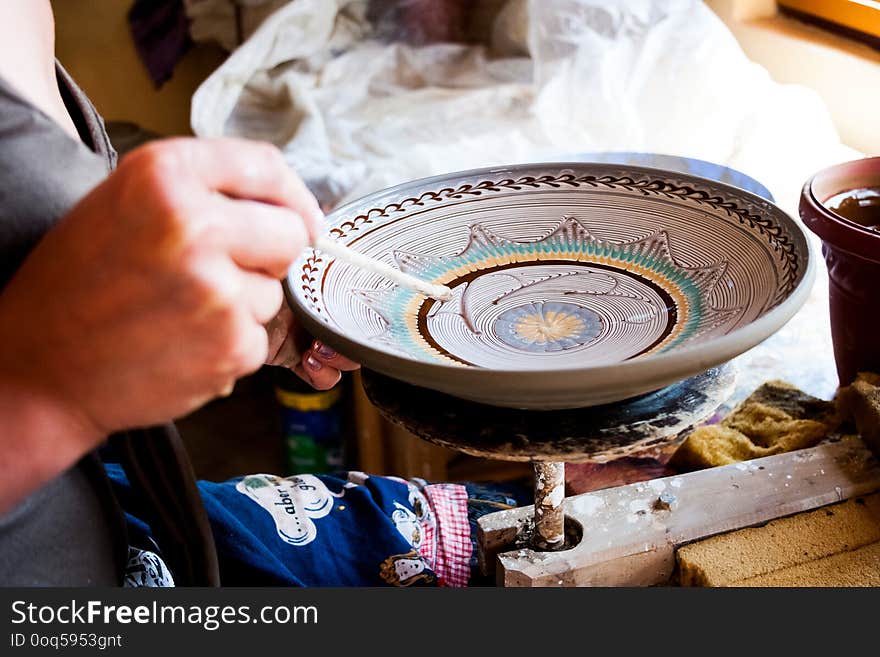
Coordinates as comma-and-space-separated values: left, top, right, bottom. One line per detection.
313, 235, 453, 302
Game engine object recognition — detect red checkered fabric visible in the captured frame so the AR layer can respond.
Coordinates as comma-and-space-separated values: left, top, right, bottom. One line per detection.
417, 483, 472, 587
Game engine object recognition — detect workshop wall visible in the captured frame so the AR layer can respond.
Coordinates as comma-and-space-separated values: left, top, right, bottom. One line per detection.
51, 0, 225, 137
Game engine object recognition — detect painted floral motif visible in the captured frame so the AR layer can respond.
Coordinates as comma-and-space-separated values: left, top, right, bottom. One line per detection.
352, 215, 740, 368
495, 302, 602, 352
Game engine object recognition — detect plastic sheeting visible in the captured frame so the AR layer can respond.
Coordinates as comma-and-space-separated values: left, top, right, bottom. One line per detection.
191, 0, 859, 213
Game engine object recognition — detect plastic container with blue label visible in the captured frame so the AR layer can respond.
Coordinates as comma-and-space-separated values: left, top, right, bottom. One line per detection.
274, 370, 345, 475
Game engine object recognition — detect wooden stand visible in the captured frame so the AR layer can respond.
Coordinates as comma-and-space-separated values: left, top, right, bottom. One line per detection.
478, 437, 880, 586
533, 462, 566, 550
361, 363, 737, 578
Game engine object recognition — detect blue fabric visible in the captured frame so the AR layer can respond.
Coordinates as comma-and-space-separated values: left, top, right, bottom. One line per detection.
105, 464, 437, 587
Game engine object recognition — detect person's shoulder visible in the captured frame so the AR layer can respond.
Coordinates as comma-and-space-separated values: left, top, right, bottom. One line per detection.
0, 2, 71, 130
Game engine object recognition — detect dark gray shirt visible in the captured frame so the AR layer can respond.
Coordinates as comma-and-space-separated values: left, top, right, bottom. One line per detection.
0, 65, 127, 585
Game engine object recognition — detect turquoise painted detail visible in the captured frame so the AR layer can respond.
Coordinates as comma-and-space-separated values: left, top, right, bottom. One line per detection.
373, 238, 710, 363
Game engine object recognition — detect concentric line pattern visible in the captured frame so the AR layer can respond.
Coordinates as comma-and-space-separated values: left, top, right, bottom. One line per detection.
303, 173, 800, 310
352, 216, 741, 368
294, 166, 807, 376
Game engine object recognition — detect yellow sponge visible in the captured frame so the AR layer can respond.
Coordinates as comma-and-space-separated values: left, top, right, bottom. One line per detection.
735, 542, 880, 587
672, 381, 836, 470
677, 494, 880, 586
836, 372, 880, 459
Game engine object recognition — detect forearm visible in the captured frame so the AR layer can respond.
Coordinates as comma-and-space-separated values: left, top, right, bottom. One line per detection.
0, 375, 104, 515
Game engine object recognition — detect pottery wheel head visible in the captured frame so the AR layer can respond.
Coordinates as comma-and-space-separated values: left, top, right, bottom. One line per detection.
361, 364, 736, 463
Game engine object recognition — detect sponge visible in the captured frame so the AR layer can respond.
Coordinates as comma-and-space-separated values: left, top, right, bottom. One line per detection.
836, 372, 880, 459
677, 494, 880, 586
735, 542, 880, 587
671, 380, 837, 470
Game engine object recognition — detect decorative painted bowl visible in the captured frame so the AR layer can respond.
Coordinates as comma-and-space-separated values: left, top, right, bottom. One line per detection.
288, 163, 814, 409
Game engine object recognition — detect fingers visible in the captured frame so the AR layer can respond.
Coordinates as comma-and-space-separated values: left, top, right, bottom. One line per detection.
261, 299, 361, 388
124, 137, 321, 277
292, 339, 360, 391
208, 310, 269, 386
188, 256, 282, 325
294, 358, 342, 391
264, 306, 298, 368
240, 270, 284, 324
232, 320, 270, 379
212, 197, 310, 279
308, 340, 360, 371
178, 137, 324, 239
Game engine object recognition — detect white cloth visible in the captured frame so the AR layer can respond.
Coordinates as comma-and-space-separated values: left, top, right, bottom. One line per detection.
191, 0, 858, 213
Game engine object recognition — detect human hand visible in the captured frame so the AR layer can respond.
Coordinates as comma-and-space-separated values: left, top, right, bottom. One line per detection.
265, 305, 360, 390
0, 137, 321, 442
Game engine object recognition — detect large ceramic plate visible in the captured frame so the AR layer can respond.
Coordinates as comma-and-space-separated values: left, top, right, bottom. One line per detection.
288, 163, 814, 409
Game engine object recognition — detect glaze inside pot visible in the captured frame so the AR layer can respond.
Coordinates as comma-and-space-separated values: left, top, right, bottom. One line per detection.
825, 187, 880, 233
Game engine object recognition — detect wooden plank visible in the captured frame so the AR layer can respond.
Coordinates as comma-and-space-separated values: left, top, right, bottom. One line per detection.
353, 369, 454, 480
352, 371, 388, 474
386, 422, 451, 481
477, 436, 880, 586
446, 456, 532, 483
779, 0, 880, 41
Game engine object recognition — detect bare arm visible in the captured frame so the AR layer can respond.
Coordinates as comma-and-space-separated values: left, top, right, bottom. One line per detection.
0, 1, 78, 140
0, 2, 358, 516
0, 138, 324, 515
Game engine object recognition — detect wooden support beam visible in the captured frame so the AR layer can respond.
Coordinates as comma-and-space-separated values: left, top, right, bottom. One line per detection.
477, 437, 880, 586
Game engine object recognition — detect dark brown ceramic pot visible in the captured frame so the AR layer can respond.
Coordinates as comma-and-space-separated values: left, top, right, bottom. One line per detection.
800, 157, 880, 385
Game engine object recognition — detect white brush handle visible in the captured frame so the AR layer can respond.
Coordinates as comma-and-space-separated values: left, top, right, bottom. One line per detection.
313, 235, 453, 302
